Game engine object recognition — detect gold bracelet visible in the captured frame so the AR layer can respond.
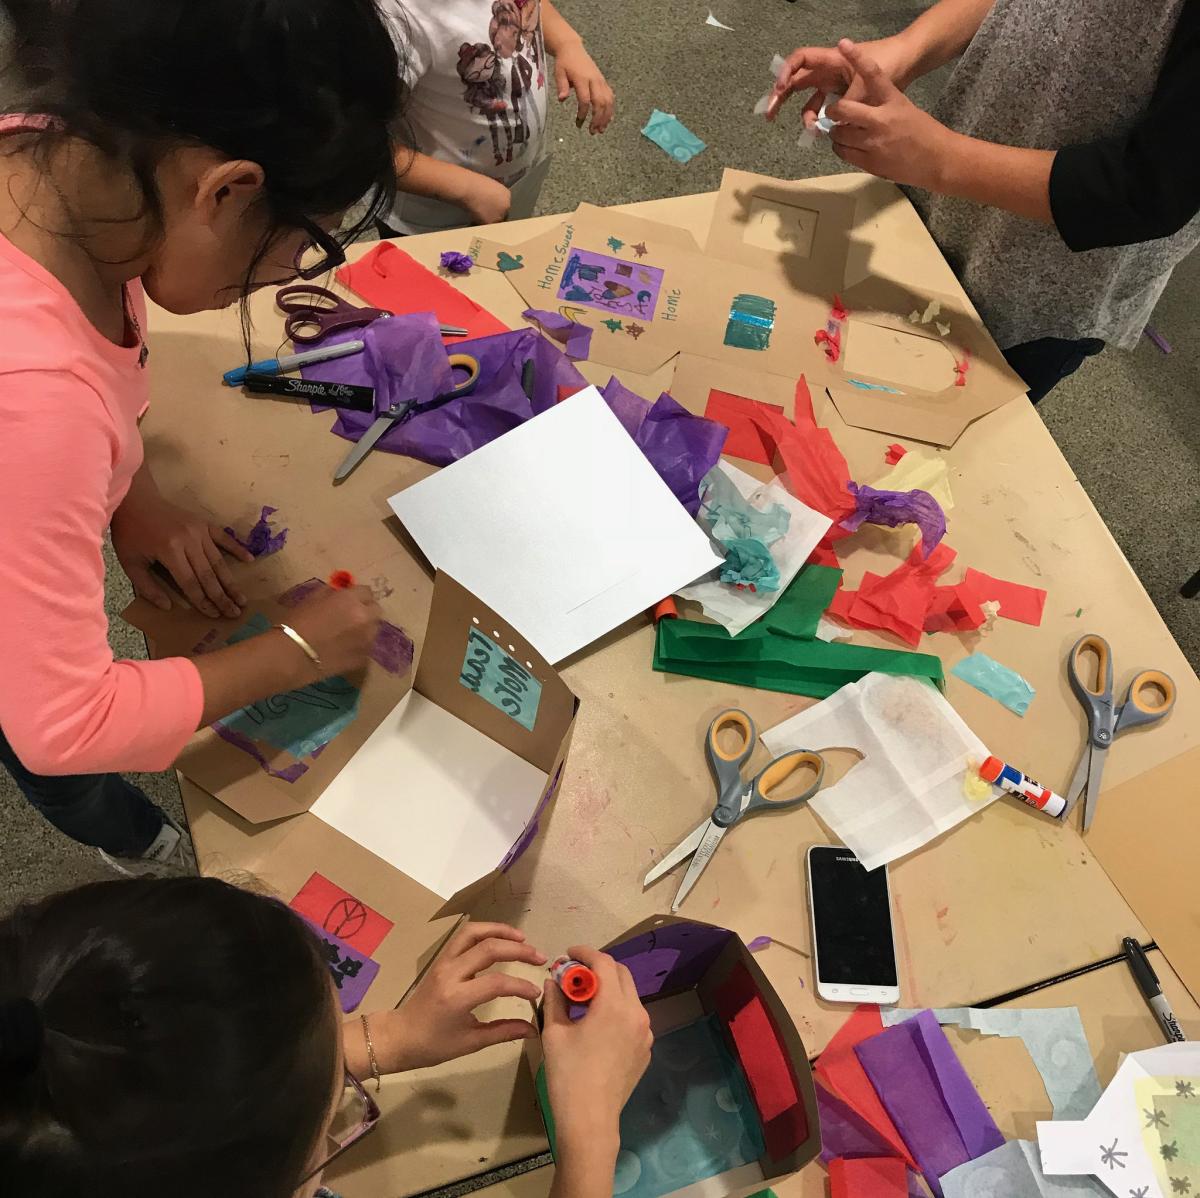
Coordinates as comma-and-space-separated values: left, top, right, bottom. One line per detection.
361, 1013, 381, 1092
276, 623, 322, 671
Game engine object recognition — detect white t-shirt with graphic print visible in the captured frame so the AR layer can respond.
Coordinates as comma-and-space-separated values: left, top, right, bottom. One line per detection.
380, 0, 550, 234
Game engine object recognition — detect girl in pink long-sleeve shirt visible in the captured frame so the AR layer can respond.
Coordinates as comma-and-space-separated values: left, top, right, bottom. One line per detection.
0, 0, 407, 873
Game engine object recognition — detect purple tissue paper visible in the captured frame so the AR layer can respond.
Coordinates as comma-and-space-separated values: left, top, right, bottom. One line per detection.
224, 505, 288, 558
522, 307, 593, 360
854, 1009, 1004, 1197
439, 250, 473, 275
840, 483, 946, 557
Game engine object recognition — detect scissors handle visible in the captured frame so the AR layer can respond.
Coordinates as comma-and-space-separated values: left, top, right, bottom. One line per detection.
1068, 634, 1115, 745
706, 709, 757, 818
1115, 669, 1176, 735
445, 353, 481, 398
742, 751, 825, 819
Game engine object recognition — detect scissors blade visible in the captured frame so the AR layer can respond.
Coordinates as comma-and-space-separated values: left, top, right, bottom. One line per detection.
644, 820, 708, 886
671, 820, 727, 913
333, 403, 413, 482
1061, 746, 1093, 819
1081, 745, 1109, 832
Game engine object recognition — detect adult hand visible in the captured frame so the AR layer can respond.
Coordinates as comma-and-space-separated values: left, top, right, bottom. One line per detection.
541, 945, 652, 1148
827, 40, 960, 191
554, 41, 615, 134
766, 34, 911, 125
364, 922, 547, 1073
285, 586, 382, 678
112, 494, 252, 619
460, 173, 513, 225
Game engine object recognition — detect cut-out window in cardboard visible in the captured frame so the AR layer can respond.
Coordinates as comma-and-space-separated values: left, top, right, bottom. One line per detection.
841, 322, 960, 393
741, 197, 819, 258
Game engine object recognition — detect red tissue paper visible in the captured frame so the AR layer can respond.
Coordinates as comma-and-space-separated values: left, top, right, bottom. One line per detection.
829, 1156, 911, 1198
884, 443, 907, 465
962, 568, 1047, 626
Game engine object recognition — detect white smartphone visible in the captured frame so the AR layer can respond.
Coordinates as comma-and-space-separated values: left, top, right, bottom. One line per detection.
806, 845, 900, 1005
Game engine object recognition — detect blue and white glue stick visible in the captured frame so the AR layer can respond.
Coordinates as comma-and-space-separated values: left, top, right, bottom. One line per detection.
979, 756, 1067, 818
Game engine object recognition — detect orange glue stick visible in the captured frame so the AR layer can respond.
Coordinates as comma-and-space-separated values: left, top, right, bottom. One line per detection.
328, 570, 356, 590
550, 956, 598, 1003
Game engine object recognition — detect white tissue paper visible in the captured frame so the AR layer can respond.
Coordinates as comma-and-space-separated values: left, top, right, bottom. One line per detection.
763, 672, 996, 870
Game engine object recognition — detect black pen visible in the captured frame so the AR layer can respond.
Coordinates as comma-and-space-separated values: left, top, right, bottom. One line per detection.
1122, 937, 1186, 1043
242, 373, 375, 412
521, 357, 536, 401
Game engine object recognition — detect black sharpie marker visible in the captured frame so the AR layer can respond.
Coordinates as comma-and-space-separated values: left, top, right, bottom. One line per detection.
243, 373, 375, 413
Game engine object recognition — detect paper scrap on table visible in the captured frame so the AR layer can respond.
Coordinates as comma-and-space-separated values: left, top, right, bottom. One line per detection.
829, 541, 958, 647
1138, 1074, 1200, 1197
764, 672, 994, 870
641, 109, 706, 163
299, 915, 380, 1014
290, 872, 394, 956
678, 461, 833, 636
704, 388, 785, 465
706, 9, 734, 29
655, 613, 943, 700
881, 1007, 1100, 1121
337, 242, 510, 342
1038, 1043, 1200, 1198
842, 482, 947, 556
389, 386, 722, 664
942, 1140, 1105, 1197
697, 466, 791, 591
857, 1010, 1005, 1197
224, 505, 287, 558
523, 307, 593, 360
875, 450, 955, 511
816, 1005, 917, 1170
816, 615, 854, 642
952, 651, 1036, 716
963, 568, 1047, 626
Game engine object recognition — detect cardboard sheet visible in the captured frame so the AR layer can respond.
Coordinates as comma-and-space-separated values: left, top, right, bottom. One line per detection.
856, 1010, 1005, 1197
822, 277, 1027, 448
468, 203, 830, 378
310, 690, 549, 900
763, 673, 994, 871
881, 1008, 1101, 1121
678, 462, 833, 636
388, 386, 722, 664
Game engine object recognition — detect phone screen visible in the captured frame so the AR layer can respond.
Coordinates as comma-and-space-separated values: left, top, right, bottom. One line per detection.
809, 847, 898, 986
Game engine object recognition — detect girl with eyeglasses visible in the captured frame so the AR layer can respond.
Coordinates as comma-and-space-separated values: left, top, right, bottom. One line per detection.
0, 878, 653, 1198
0, 0, 402, 873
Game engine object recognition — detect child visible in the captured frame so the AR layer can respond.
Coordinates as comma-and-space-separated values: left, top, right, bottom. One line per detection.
769, 0, 1200, 401
0, 878, 651, 1198
378, 0, 615, 234
0, 0, 404, 873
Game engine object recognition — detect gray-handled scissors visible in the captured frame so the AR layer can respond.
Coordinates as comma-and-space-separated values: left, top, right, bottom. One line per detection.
644, 708, 825, 912
1062, 633, 1176, 831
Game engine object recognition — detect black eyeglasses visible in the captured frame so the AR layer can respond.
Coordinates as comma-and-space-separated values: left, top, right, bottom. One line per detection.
292, 216, 348, 281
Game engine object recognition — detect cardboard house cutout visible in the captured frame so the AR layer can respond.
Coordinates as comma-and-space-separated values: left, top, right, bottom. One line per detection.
469, 203, 830, 381
126, 573, 578, 902
527, 916, 821, 1198
703, 168, 857, 295
821, 276, 1028, 447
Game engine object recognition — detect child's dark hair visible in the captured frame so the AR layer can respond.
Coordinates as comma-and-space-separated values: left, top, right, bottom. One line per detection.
0, 0, 405, 323
0, 877, 340, 1198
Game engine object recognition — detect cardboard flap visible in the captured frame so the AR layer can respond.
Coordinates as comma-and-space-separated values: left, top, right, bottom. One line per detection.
824, 275, 1027, 447
704, 168, 856, 291
416, 571, 577, 773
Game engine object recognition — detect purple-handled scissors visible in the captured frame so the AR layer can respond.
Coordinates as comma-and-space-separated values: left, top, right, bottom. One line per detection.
276, 284, 390, 345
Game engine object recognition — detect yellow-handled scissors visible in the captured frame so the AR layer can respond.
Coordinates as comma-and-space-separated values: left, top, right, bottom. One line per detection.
644, 709, 825, 912
1062, 633, 1176, 831
333, 353, 480, 483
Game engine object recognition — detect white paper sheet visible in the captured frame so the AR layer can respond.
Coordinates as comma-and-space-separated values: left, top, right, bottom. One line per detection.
762, 672, 995, 870
389, 387, 722, 663
1038, 1042, 1200, 1198
678, 462, 832, 636
310, 691, 548, 900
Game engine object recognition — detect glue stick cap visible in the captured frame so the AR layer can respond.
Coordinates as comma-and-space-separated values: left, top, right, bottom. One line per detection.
551, 957, 598, 1003
978, 756, 1004, 783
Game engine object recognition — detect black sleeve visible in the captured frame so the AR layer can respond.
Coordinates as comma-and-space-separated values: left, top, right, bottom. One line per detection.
1049, 0, 1200, 252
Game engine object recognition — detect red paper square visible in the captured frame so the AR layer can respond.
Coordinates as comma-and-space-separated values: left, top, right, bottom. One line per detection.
704, 389, 784, 465
829, 1156, 909, 1198
962, 568, 1047, 626
290, 873, 394, 956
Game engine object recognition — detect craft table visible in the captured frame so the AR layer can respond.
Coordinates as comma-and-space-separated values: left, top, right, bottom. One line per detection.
141, 175, 1198, 1198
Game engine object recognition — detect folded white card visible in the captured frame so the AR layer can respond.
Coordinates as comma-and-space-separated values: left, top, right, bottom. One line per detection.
389, 387, 722, 663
